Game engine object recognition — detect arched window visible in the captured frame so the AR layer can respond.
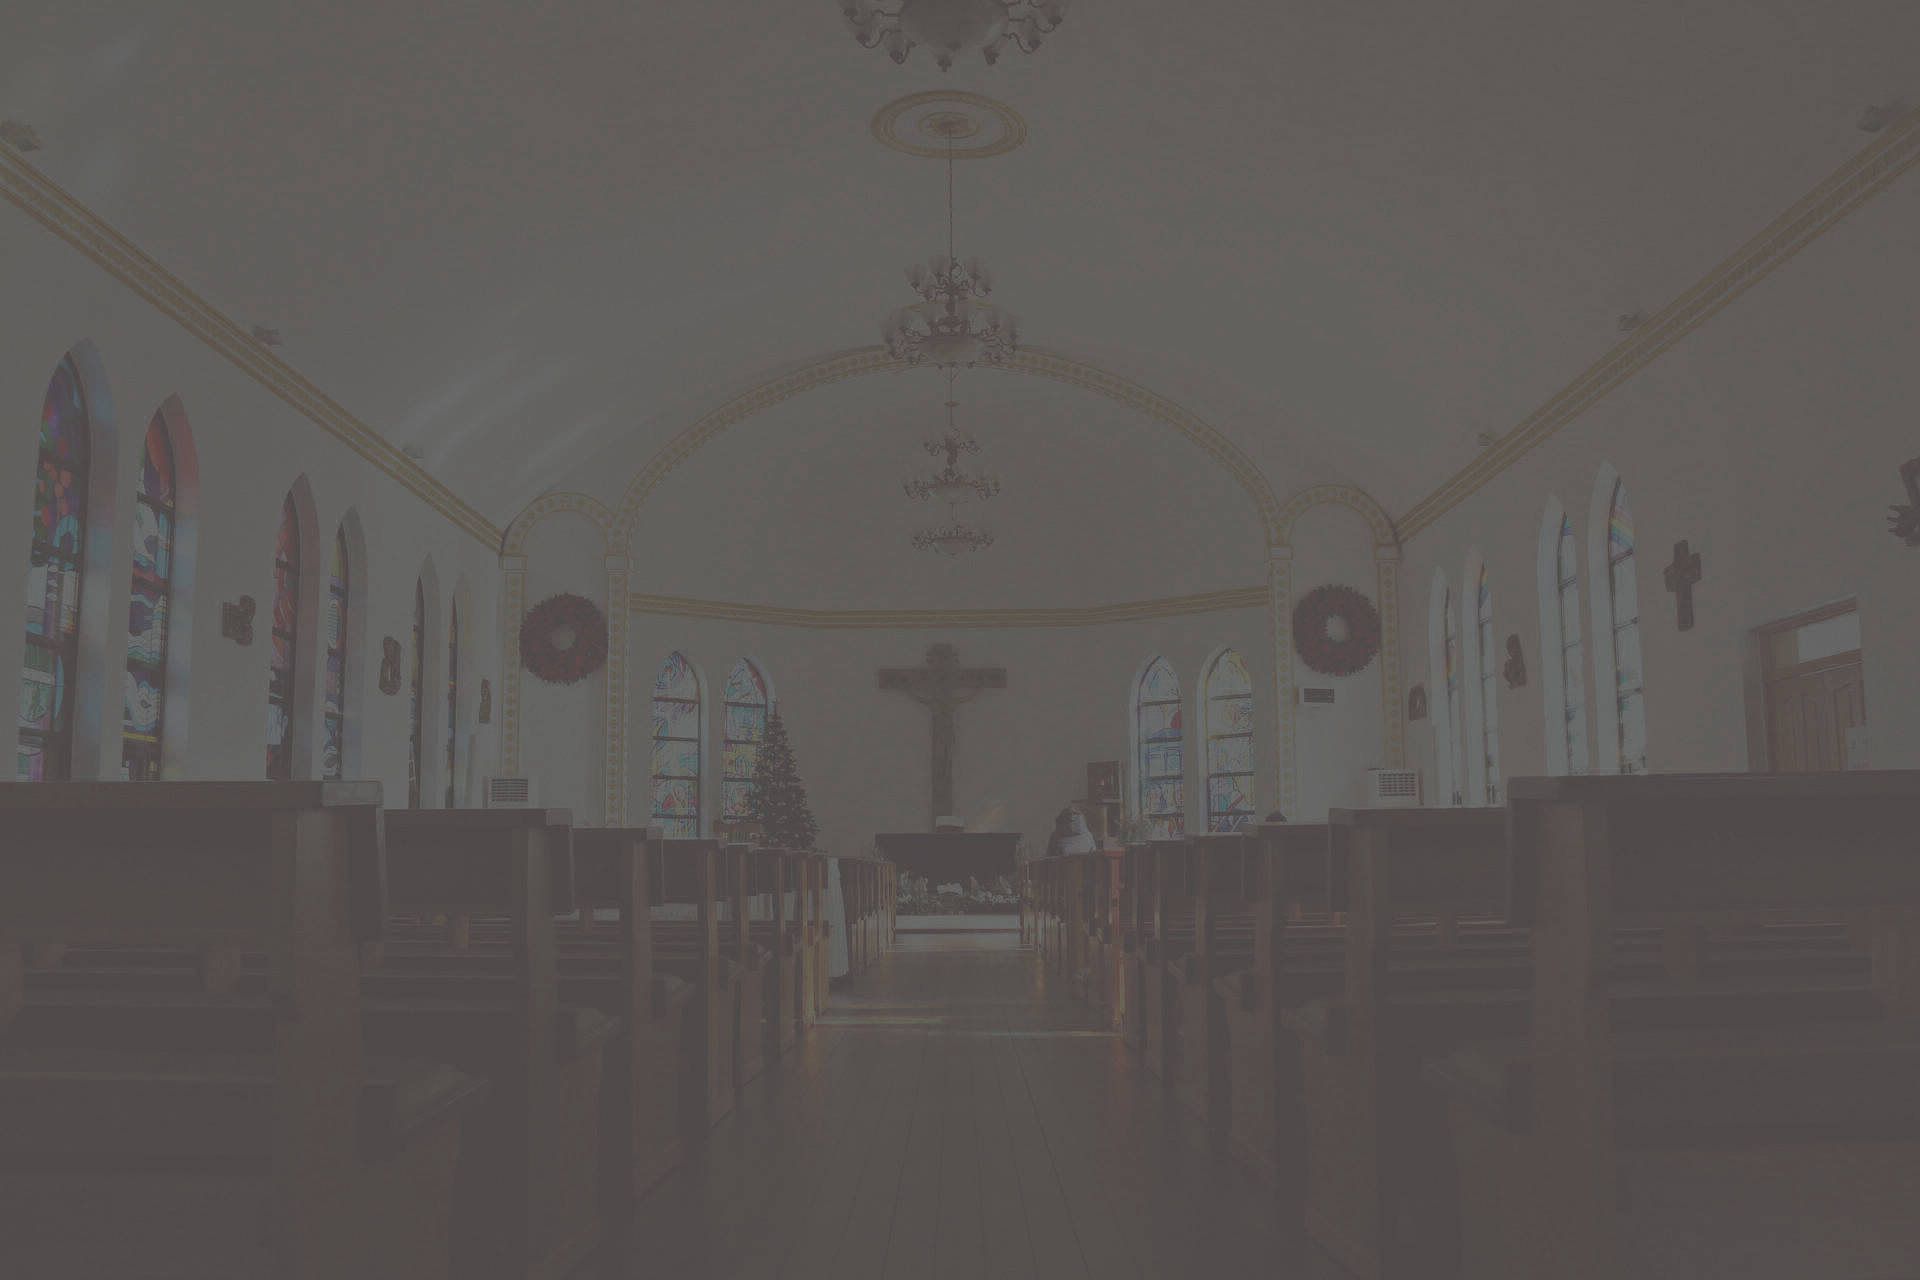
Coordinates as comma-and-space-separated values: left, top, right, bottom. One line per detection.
20, 357, 92, 781
322, 528, 350, 780
1551, 512, 1589, 774
121, 412, 177, 781
721, 658, 770, 828
652, 652, 702, 838
444, 599, 459, 807
1442, 586, 1467, 805
1203, 650, 1255, 832
408, 582, 425, 808
1135, 657, 1185, 839
1475, 567, 1501, 804
1606, 480, 1647, 773
265, 494, 302, 780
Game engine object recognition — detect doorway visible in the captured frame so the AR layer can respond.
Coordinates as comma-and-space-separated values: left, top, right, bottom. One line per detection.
1758, 602, 1865, 772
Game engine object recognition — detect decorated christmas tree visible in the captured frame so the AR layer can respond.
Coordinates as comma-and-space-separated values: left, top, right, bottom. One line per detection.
746, 707, 820, 851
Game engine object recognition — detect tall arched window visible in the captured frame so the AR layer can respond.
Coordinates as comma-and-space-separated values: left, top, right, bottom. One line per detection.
122, 412, 177, 780
1606, 481, 1647, 773
652, 652, 702, 838
322, 528, 350, 780
1474, 567, 1501, 804
1442, 586, 1467, 805
1553, 513, 1589, 774
408, 582, 425, 808
265, 495, 302, 780
1203, 650, 1255, 832
444, 599, 459, 807
721, 658, 770, 828
1136, 657, 1185, 839
20, 358, 93, 781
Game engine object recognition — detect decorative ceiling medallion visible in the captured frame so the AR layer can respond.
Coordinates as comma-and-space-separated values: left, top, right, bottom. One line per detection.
873, 91, 1027, 161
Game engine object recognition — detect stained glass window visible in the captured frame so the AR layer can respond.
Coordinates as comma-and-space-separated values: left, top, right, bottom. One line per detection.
1442, 585, 1467, 805
1136, 657, 1184, 840
265, 495, 301, 780
408, 581, 424, 808
322, 528, 349, 780
20, 358, 91, 782
1476, 567, 1501, 804
445, 599, 459, 808
720, 658, 770, 824
1556, 514, 1589, 775
1607, 480, 1647, 773
652, 652, 701, 838
1204, 650, 1254, 833
120, 413, 177, 781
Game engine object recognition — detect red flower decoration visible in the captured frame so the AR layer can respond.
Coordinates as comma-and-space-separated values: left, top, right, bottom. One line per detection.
1292, 584, 1381, 678
519, 593, 608, 685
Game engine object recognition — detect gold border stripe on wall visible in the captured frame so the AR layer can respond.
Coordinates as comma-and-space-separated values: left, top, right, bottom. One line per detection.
1396, 107, 1920, 541
629, 586, 1271, 629
0, 150, 503, 550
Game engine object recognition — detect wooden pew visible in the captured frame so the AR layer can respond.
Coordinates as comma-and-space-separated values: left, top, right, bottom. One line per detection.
1433, 772, 1920, 1280
368, 807, 617, 1280
652, 838, 735, 1129
1134, 838, 1195, 1079
0, 782, 484, 1280
721, 844, 772, 1088
569, 826, 692, 1202
1299, 798, 1883, 1279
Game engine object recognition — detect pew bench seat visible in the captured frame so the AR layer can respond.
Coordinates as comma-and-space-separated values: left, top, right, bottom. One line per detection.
1431, 1023, 1920, 1280
0, 1047, 485, 1280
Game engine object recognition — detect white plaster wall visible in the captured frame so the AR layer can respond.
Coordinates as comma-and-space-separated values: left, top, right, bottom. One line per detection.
1397, 168, 1920, 788
516, 512, 609, 823
2, 197, 502, 799
1290, 503, 1392, 818
617, 609, 1278, 857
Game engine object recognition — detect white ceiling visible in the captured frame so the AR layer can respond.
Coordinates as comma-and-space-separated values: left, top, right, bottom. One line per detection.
8, 0, 1915, 542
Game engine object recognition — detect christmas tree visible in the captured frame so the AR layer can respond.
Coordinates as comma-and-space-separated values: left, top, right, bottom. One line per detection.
746, 707, 820, 850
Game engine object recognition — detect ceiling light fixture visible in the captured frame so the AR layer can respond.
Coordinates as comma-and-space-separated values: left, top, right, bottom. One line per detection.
883, 125, 1017, 369
913, 519, 996, 556
906, 380, 1001, 504
844, 0, 1067, 72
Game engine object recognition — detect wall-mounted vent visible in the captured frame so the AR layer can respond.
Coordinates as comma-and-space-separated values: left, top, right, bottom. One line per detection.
1300, 687, 1336, 705
483, 776, 535, 808
1366, 768, 1420, 808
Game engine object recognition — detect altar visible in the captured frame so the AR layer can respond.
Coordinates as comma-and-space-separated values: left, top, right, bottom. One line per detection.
873, 831, 1023, 886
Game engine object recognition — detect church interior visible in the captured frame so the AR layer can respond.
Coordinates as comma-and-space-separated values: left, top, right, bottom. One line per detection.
4, 2, 1920, 1276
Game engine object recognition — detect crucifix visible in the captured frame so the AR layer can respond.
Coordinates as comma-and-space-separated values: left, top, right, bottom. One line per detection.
878, 643, 1007, 830
1663, 539, 1703, 632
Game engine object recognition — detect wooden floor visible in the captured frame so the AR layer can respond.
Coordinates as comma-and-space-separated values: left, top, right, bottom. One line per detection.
600, 932, 1310, 1279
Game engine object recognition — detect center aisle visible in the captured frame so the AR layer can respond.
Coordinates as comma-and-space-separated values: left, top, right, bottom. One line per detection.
605, 933, 1310, 1279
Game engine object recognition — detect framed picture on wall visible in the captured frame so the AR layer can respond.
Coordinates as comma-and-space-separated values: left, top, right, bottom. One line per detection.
1087, 760, 1121, 804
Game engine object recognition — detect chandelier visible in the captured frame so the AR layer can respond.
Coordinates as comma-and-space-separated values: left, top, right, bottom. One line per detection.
882, 126, 1017, 370
913, 520, 996, 556
844, 0, 1067, 72
905, 389, 1001, 504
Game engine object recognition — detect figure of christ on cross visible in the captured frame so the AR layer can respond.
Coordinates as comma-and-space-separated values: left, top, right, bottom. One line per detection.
878, 643, 1008, 831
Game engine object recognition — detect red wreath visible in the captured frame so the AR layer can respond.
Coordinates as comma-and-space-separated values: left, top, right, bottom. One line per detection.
519, 593, 608, 685
1292, 584, 1381, 678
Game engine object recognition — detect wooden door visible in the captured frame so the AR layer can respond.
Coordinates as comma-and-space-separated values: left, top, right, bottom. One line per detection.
1767, 653, 1866, 772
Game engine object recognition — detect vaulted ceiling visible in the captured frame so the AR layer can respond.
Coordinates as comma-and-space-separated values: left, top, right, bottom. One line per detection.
9, 0, 1914, 545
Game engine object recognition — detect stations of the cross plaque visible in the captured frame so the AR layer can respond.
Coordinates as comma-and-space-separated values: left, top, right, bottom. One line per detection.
877, 643, 1007, 831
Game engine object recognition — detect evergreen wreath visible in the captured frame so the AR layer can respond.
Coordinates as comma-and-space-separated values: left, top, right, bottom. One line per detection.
1292, 584, 1381, 678
518, 593, 608, 685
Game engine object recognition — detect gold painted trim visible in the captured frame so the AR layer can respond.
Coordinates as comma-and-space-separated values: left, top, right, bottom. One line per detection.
0, 149, 502, 550
609, 347, 1288, 547
627, 585, 1272, 629
1398, 106, 1920, 540
872, 90, 1029, 160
